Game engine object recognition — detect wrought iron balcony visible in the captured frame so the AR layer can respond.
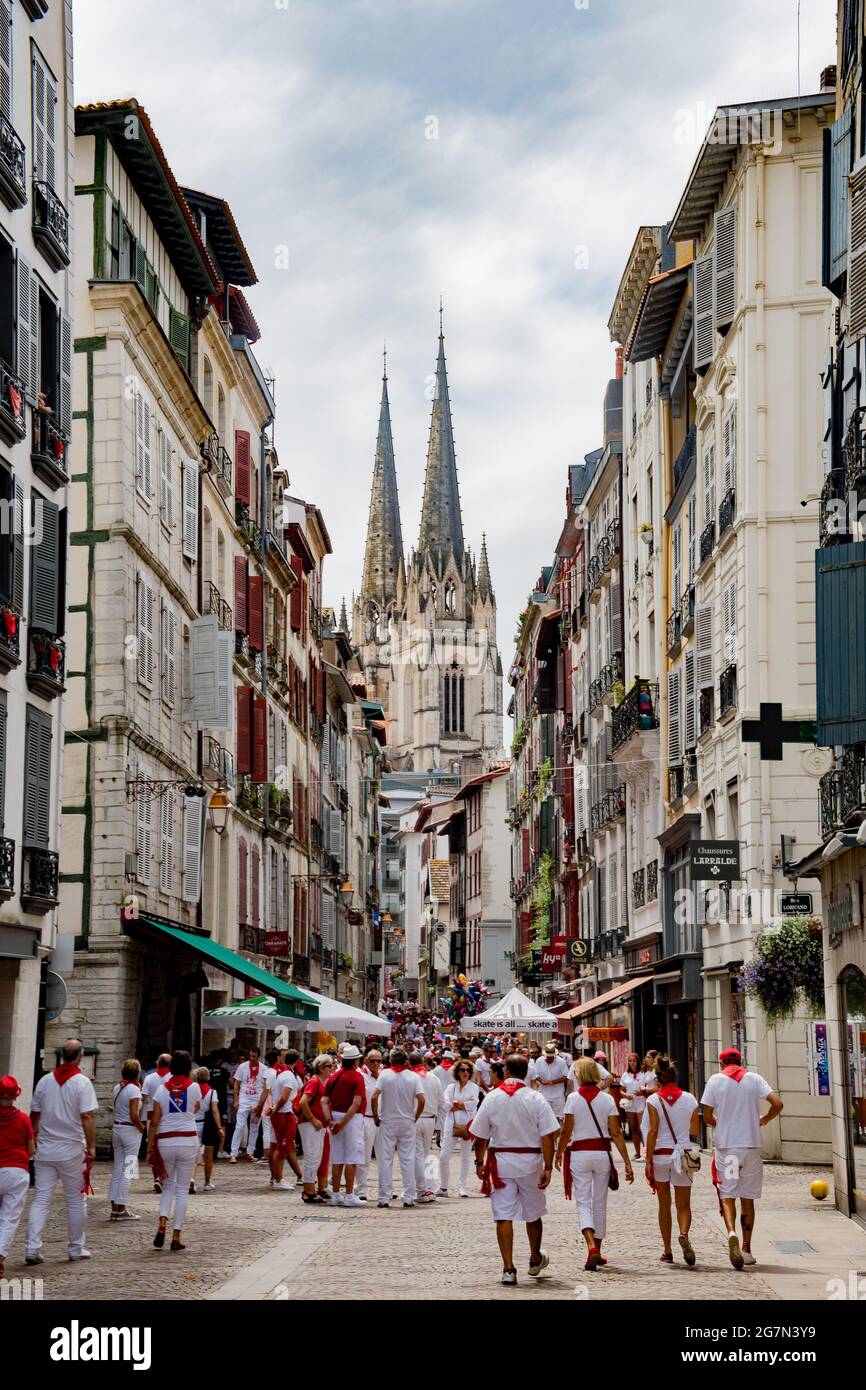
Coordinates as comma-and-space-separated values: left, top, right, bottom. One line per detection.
587, 519, 621, 596
646, 858, 658, 901
719, 663, 737, 718
32, 180, 70, 269
234, 631, 251, 663
31, 411, 69, 489
590, 784, 626, 835
633, 865, 646, 909
719, 487, 736, 539
240, 924, 266, 955
236, 773, 265, 817
680, 584, 695, 638
699, 687, 714, 737
27, 630, 65, 698
669, 764, 684, 804
205, 736, 233, 786
206, 580, 232, 631
293, 952, 311, 983
822, 743, 866, 837
200, 432, 233, 497
0, 358, 26, 447
21, 847, 59, 911
699, 520, 715, 565
310, 817, 323, 851
0, 605, 21, 673
819, 468, 850, 546
819, 766, 844, 839
589, 651, 622, 711
0, 112, 26, 210
673, 424, 697, 489
267, 644, 288, 686
0, 836, 14, 896
611, 678, 658, 752
844, 405, 866, 493
683, 746, 698, 791
602, 927, 626, 960
666, 608, 682, 656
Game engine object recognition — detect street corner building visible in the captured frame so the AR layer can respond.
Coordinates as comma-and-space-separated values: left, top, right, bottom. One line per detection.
0, 0, 74, 1104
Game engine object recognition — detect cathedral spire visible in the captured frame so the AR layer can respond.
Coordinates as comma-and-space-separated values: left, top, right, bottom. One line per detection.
477, 532, 493, 602
339, 595, 349, 632
418, 314, 464, 571
360, 356, 404, 604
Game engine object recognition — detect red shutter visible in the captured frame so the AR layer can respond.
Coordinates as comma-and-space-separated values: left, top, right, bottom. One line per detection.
236, 687, 252, 773
300, 677, 307, 733
564, 764, 575, 826
519, 911, 532, 953
563, 647, 572, 716
251, 845, 260, 929
316, 664, 325, 721
289, 556, 303, 629
251, 695, 267, 783
248, 574, 264, 651
234, 556, 248, 633
521, 828, 530, 873
238, 839, 248, 925
301, 577, 308, 642
235, 430, 251, 504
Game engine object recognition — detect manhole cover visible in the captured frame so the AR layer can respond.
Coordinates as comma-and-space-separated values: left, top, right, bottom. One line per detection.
772, 1240, 816, 1254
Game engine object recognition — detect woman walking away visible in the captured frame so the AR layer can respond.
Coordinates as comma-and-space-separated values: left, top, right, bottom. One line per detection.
439, 1060, 480, 1197
109, 1059, 143, 1220
645, 1055, 701, 1266
556, 1058, 633, 1271
193, 1067, 223, 1193
147, 1050, 201, 1251
619, 1053, 645, 1159
298, 1056, 334, 1203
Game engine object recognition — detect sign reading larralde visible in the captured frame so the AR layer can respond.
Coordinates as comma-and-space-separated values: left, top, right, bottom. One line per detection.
689, 840, 741, 882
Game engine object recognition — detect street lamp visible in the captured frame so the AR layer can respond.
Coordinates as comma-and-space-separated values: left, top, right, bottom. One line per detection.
208, 788, 230, 836
340, 880, 354, 902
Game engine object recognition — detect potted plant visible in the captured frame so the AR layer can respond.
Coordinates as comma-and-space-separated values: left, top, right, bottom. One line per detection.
737, 917, 825, 1026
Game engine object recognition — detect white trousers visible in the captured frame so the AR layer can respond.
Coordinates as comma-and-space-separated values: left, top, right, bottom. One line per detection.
357, 1116, 377, 1197
230, 1103, 261, 1157
299, 1121, 325, 1185
109, 1126, 141, 1205
570, 1151, 610, 1240
158, 1137, 199, 1229
377, 1121, 416, 1203
27, 1153, 88, 1258
439, 1132, 473, 1193
0, 1168, 30, 1256
414, 1116, 436, 1193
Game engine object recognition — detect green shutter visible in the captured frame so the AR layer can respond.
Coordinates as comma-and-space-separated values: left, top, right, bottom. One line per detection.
29, 493, 59, 632
816, 540, 866, 745
169, 307, 190, 372
23, 705, 52, 848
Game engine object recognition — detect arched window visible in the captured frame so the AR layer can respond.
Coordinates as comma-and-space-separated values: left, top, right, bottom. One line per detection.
203, 357, 213, 419
442, 667, 465, 734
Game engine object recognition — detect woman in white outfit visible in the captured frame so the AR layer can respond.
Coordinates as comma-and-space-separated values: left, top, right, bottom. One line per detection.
147, 1050, 201, 1252
619, 1052, 646, 1159
109, 1059, 144, 1221
645, 1054, 700, 1266
556, 1057, 634, 1271
439, 1060, 480, 1197
298, 1055, 334, 1203
639, 1049, 659, 1147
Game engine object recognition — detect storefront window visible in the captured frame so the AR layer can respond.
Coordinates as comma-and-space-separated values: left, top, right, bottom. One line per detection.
729, 977, 747, 1065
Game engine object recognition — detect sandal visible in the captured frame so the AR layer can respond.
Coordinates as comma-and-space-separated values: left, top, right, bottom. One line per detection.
153, 1230, 166, 1249
301, 1194, 320, 1205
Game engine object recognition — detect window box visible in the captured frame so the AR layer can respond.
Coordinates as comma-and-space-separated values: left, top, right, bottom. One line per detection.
26, 629, 65, 698
0, 836, 14, 897
0, 112, 26, 211
0, 605, 21, 672
21, 846, 59, 912
32, 180, 71, 271
0, 359, 26, 447
31, 410, 69, 490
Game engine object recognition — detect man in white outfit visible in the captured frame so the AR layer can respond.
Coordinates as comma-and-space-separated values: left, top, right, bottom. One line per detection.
356, 1049, 383, 1201
26, 1039, 98, 1264
410, 1052, 443, 1202
371, 1047, 424, 1208
531, 1043, 572, 1120
230, 1047, 269, 1162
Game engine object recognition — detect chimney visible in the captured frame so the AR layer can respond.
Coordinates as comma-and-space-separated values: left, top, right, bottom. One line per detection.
615, 345, 624, 380
820, 64, 837, 91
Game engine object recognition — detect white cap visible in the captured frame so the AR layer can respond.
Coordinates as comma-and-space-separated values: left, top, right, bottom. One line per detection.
443, 1050, 455, 1060
341, 1044, 360, 1060
469, 1047, 482, 1057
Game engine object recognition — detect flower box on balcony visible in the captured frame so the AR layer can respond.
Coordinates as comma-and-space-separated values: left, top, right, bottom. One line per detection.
0, 606, 21, 673
0, 360, 26, 447
31, 409, 69, 490
27, 630, 65, 699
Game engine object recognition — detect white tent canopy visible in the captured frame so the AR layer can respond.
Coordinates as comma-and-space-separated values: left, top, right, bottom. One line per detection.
459, 987, 559, 1035
203, 990, 393, 1037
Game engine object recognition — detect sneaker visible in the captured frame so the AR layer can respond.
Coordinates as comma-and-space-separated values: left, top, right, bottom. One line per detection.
435, 1187, 448, 1196
742, 1251, 757, 1267
728, 1232, 744, 1270
113, 1210, 140, 1222
417, 1193, 435, 1204
25, 1253, 44, 1266
402, 1200, 415, 1208
273, 1179, 293, 1191
69, 1249, 92, 1262
678, 1233, 696, 1267
528, 1251, 550, 1277
357, 1193, 368, 1202
343, 1194, 362, 1207
203, 1183, 216, 1192
189, 1182, 196, 1195
377, 1200, 390, 1208
501, 1268, 517, 1286
458, 1190, 469, 1198
330, 1192, 345, 1207
152, 1181, 162, 1193
217, 1150, 230, 1159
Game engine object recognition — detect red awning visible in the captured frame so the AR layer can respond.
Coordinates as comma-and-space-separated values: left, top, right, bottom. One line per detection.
557, 975, 653, 1022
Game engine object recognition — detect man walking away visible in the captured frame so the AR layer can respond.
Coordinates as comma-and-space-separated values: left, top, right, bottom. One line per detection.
26, 1039, 98, 1264
0, 1076, 34, 1278
410, 1051, 443, 1202
531, 1042, 572, 1121
371, 1047, 424, 1208
701, 1047, 783, 1269
469, 1053, 558, 1286
326, 1045, 366, 1207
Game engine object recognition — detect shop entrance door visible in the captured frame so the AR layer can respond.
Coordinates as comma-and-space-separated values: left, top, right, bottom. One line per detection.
840, 967, 866, 1220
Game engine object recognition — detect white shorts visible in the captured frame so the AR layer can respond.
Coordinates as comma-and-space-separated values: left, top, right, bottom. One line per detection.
652, 1153, 693, 1188
329, 1111, 365, 1166
714, 1147, 763, 1199
488, 1153, 548, 1224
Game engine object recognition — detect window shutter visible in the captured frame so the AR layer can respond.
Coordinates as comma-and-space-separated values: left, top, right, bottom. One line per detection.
186, 615, 219, 724
672, 520, 682, 599
32, 47, 57, 190
29, 494, 59, 632
161, 602, 176, 705
235, 430, 251, 504
238, 838, 248, 924
135, 780, 151, 884
12, 478, 24, 613
684, 647, 696, 749
722, 409, 736, 494
713, 205, 736, 333
213, 630, 232, 731
0, 690, 6, 835
236, 686, 252, 774
521, 827, 530, 873
181, 793, 205, 903
248, 573, 264, 651
58, 312, 72, 437
0, 2, 11, 122
824, 106, 853, 291
251, 845, 260, 929
849, 163, 866, 340
23, 706, 51, 848
135, 394, 152, 498
702, 442, 715, 530
159, 429, 173, 528
695, 603, 714, 689
608, 573, 622, 656
168, 308, 190, 372
159, 789, 173, 894
251, 694, 267, 783
289, 556, 303, 630
693, 254, 714, 370
182, 459, 198, 560
136, 575, 154, 687
16, 255, 33, 397
667, 666, 682, 767
723, 579, 737, 664
233, 555, 248, 632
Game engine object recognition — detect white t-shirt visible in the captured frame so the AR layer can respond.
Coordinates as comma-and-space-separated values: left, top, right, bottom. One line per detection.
443, 1080, 480, 1134
646, 1090, 698, 1148
31, 1071, 98, 1161
473, 1057, 493, 1089
563, 1087, 618, 1140
154, 1081, 202, 1135
234, 1061, 269, 1103
431, 1064, 454, 1093
271, 1069, 301, 1111
140, 1069, 169, 1120
619, 1070, 646, 1110
469, 1083, 560, 1150
700, 1070, 772, 1149
111, 1081, 141, 1125
419, 1070, 445, 1125
360, 1067, 382, 1110
532, 1055, 570, 1099
374, 1067, 425, 1125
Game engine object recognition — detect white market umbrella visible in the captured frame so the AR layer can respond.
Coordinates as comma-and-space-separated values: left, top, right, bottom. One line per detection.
459, 986, 559, 1035
203, 991, 393, 1038
295, 988, 395, 1037
202, 996, 285, 1030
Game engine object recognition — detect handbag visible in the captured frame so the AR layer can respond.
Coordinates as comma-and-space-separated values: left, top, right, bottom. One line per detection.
584, 1095, 619, 1191
452, 1123, 471, 1140
657, 1095, 701, 1173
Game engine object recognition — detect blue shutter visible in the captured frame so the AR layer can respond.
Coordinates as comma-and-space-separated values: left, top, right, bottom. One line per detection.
824, 105, 853, 291
816, 540, 866, 745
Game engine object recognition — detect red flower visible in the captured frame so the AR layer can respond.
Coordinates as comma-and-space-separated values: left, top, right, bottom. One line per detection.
7, 385, 22, 419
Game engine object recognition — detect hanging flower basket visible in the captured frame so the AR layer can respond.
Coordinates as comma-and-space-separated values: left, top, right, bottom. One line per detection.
737, 916, 825, 1027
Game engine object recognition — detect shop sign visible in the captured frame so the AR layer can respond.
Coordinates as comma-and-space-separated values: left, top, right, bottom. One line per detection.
587, 1026, 629, 1042
263, 932, 290, 958
806, 1021, 831, 1097
777, 892, 813, 916
541, 945, 565, 972
625, 937, 659, 970
568, 939, 589, 962
690, 840, 740, 881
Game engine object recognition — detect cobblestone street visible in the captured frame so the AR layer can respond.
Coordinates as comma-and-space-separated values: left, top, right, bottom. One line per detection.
5, 1152, 866, 1302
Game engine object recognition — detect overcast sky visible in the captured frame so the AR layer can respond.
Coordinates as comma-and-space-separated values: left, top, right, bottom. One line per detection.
74, 0, 835, 658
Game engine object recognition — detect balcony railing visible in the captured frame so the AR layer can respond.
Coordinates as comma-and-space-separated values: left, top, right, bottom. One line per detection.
589, 650, 622, 711
236, 773, 265, 817
31, 411, 69, 489
586, 519, 621, 596
267, 644, 288, 687
699, 520, 715, 565
241, 925, 266, 955
235, 631, 251, 663
32, 180, 71, 269
666, 608, 681, 656
699, 687, 714, 737
27, 630, 65, 698
200, 432, 233, 496
611, 678, 658, 752
718, 487, 736, 539
669, 764, 684, 803
235, 501, 262, 555
205, 736, 233, 786
0, 358, 26, 447
819, 766, 844, 839
0, 605, 21, 673
683, 746, 698, 791
21, 847, 59, 911
590, 784, 626, 835
819, 468, 850, 546
844, 405, 866, 493
206, 581, 233, 632
646, 858, 658, 901
680, 584, 695, 638
719, 663, 737, 718
0, 111, 26, 210
673, 424, 697, 489
0, 836, 14, 896
293, 952, 311, 984
633, 865, 646, 909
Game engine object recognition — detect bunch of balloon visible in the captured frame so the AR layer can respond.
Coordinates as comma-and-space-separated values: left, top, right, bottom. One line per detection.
443, 973, 489, 1022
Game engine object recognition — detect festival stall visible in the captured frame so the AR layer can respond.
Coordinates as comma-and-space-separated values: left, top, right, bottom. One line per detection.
204, 991, 394, 1037
458, 986, 559, 1035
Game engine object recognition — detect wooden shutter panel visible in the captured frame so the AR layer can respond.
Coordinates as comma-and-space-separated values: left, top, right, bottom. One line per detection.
713, 205, 736, 332
251, 845, 260, 928
12, 478, 24, 613
236, 686, 252, 774
825, 107, 853, 290
235, 430, 251, 504
187, 615, 218, 724
32, 47, 57, 190
695, 603, 714, 689
289, 556, 303, 629
238, 838, 248, 924
29, 495, 59, 632
135, 782, 151, 884
23, 706, 51, 848
169, 308, 190, 372
723, 579, 737, 664
684, 646, 696, 749
136, 394, 153, 497
182, 459, 198, 560
849, 164, 866, 340
0, 2, 11, 122
17, 255, 33, 397
159, 789, 173, 894
667, 666, 682, 767
58, 313, 72, 437
233, 556, 248, 633
181, 793, 205, 902
722, 409, 736, 493
159, 430, 173, 527
251, 695, 267, 783
693, 254, 714, 370
136, 575, 154, 687
608, 573, 622, 656
213, 630, 232, 731
248, 573, 264, 651
161, 603, 176, 705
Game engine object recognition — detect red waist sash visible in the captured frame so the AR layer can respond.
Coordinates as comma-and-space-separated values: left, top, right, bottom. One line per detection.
563, 1138, 611, 1198
149, 1131, 197, 1182
654, 1147, 674, 1156
480, 1146, 541, 1196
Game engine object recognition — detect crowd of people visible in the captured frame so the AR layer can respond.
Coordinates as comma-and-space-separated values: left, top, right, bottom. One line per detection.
0, 1032, 784, 1285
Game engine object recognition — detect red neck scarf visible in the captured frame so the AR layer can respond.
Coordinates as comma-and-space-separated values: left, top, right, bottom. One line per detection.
156, 1066, 170, 1078
248, 1063, 259, 1078
165, 1075, 194, 1096
498, 1079, 524, 1096
53, 1063, 81, 1087
440, 1060, 453, 1070
722, 1064, 746, 1082
200, 1082, 211, 1098
578, 1084, 600, 1102
412, 1065, 426, 1075
390, 1064, 407, 1073
657, 1083, 682, 1104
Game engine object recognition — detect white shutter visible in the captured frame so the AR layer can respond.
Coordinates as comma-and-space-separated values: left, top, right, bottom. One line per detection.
723, 579, 737, 664
695, 603, 714, 690
687, 493, 697, 582
182, 459, 198, 560
185, 614, 219, 724
159, 428, 174, 527
181, 793, 205, 902
849, 164, 866, 340
722, 408, 736, 494
212, 630, 233, 731
673, 520, 682, 599
609, 850, 618, 933
137, 576, 154, 688
713, 205, 736, 333
702, 442, 715, 531
32, 47, 57, 190
667, 666, 682, 767
159, 789, 173, 894
17, 257, 35, 398
0, 2, 12, 121
136, 394, 152, 498
136, 782, 152, 884
161, 603, 176, 705
684, 646, 696, 749
693, 254, 714, 369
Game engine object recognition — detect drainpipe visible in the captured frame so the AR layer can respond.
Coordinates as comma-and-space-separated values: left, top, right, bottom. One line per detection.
259, 415, 273, 855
